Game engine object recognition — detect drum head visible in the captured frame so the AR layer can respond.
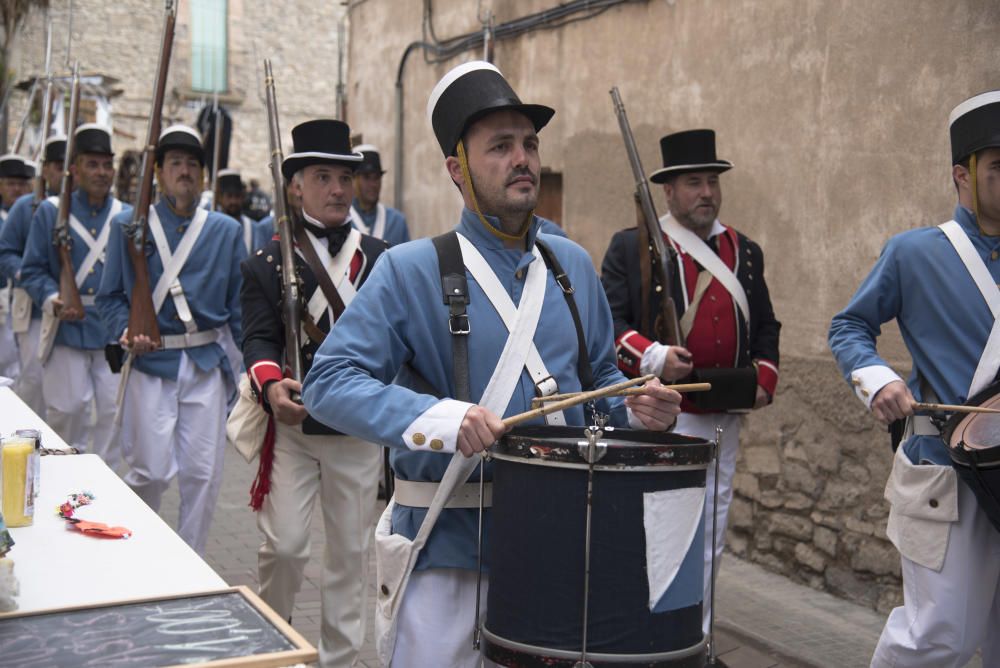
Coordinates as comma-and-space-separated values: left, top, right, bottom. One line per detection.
944, 381, 1000, 451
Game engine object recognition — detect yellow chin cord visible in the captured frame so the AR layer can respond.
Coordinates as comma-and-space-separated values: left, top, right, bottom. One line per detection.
456, 139, 532, 242
970, 152, 985, 235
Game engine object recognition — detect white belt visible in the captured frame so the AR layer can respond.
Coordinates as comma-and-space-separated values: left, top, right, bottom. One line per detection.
80, 295, 96, 307
161, 327, 221, 350
907, 415, 940, 438
393, 479, 492, 508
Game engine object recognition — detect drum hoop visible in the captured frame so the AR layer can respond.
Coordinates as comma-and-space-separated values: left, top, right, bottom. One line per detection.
489, 452, 711, 472
480, 625, 708, 664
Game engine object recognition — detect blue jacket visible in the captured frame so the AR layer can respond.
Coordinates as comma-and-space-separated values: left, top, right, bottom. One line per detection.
350, 199, 411, 246
303, 209, 630, 571
829, 206, 1000, 465
97, 199, 245, 381
20, 190, 131, 349
0, 193, 46, 320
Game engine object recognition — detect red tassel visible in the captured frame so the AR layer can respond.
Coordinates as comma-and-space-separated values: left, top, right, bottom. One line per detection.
249, 415, 277, 511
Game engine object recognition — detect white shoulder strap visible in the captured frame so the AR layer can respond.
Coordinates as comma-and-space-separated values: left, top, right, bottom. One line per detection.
456, 233, 565, 425
72, 199, 122, 287
301, 227, 362, 338
373, 203, 387, 239
939, 220, 1000, 396
661, 215, 750, 323
242, 215, 254, 253
349, 206, 370, 235
150, 206, 211, 318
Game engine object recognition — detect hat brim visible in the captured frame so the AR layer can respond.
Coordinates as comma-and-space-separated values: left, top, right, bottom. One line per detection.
156, 143, 205, 165
282, 151, 363, 181
649, 161, 733, 184
453, 102, 555, 155
953, 132, 1000, 165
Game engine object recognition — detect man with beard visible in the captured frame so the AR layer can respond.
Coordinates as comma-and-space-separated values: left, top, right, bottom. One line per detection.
216, 168, 271, 253
348, 145, 410, 246
20, 125, 130, 465
301, 61, 683, 667
98, 125, 245, 554
0, 135, 65, 415
241, 119, 387, 668
601, 129, 780, 633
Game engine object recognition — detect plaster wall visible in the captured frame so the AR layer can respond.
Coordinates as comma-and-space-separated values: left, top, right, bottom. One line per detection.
346, 0, 1000, 611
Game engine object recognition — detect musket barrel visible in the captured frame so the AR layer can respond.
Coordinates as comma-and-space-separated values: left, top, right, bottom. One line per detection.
54, 63, 84, 320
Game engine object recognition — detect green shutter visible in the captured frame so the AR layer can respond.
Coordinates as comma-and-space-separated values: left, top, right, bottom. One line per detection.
191, 0, 227, 93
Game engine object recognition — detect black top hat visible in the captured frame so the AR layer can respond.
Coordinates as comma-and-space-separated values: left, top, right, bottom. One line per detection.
354, 144, 385, 175
649, 129, 733, 184
217, 168, 244, 193
156, 124, 205, 165
74, 123, 114, 157
427, 61, 555, 157
281, 119, 362, 181
0, 154, 36, 179
43, 135, 67, 164
950, 91, 1000, 165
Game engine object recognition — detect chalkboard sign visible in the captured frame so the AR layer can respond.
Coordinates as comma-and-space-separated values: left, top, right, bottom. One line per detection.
0, 586, 316, 668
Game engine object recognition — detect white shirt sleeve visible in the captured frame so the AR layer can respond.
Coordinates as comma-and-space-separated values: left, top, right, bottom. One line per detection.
850, 364, 904, 408
639, 341, 669, 378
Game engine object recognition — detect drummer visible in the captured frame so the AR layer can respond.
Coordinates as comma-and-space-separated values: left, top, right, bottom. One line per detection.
829, 91, 1000, 666
302, 61, 682, 667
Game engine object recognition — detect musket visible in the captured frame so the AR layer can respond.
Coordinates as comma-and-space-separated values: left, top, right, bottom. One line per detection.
124, 0, 177, 348
32, 19, 56, 211
52, 62, 83, 321
210, 91, 221, 208
610, 87, 683, 347
263, 59, 304, 385
10, 78, 39, 155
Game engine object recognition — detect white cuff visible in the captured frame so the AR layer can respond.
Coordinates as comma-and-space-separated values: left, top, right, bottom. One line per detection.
626, 406, 677, 432
640, 342, 669, 378
43, 293, 58, 316
850, 365, 903, 408
401, 399, 475, 453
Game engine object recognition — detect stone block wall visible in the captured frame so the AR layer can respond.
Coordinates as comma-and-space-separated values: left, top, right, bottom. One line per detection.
729, 356, 903, 614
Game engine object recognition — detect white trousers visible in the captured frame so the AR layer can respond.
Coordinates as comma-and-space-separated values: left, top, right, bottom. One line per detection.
14, 319, 45, 419
871, 481, 1000, 667
673, 411, 742, 633
43, 344, 118, 468
121, 354, 226, 555
256, 424, 381, 668
0, 312, 19, 380
392, 569, 495, 668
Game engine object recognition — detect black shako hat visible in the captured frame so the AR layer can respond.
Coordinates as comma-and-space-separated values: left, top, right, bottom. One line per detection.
281, 119, 362, 181
156, 124, 205, 165
74, 123, 114, 157
649, 129, 733, 184
43, 135, 67, 164
354, 144, 385, 175
217, 168, 244, 193
427, 61, 555, 157
950, 91, 1000, 165
0, 154, 36, 179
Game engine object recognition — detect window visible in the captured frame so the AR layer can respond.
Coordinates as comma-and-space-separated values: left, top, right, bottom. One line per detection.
190, 0, 228, 93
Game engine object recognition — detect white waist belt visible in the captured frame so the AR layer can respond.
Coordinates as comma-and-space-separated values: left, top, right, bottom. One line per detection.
161, 327, 221, 350
393, 479, 492, 508
908, 415, 940, 437
80, 295, 96, 306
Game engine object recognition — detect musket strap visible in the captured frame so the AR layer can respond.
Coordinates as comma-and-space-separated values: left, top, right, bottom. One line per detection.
636, 201, 653, 339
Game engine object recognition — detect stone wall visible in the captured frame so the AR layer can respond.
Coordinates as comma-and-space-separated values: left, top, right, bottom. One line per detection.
8, 0, 347, 186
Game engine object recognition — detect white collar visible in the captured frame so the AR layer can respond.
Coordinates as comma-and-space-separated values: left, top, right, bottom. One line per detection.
666, 213, 726, 240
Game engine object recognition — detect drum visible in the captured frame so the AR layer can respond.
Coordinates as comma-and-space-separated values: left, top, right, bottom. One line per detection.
482, 425, 713, 667
943, 381, 1000, 533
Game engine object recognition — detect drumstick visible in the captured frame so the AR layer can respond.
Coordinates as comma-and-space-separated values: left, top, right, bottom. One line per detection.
530, 382, 713, 405
913, 402, 1000, 415
502, 374, 656, 428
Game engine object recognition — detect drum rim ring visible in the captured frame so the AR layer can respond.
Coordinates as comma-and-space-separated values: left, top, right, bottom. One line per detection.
479, 624, 708, 664
489, 451, 712, 472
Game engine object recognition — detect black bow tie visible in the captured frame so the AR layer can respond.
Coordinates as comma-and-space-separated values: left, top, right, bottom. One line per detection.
302, 219, 352, 256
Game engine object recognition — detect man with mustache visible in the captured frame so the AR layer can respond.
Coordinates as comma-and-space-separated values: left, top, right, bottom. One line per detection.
601, 128, 780, 634
97, 125, 246, 554
20, 125, 131, 466
0, 136, 65, 416
348, 144, 411, 246
240, 119, 387, 668
302, 61, 683, 666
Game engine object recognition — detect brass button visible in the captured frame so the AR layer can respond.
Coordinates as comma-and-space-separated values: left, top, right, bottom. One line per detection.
515, 270, 524, 280
709, 295, 716, 301
306, 352, 313, 360
861, 389, 870, 397
380, 584, 389, 595
412, 433, 426, 446
266, 255, 274, 263
929, 498, 939, 508
993, 251, 999, 261
87, 287, 94, 294
90, 228, 97, 235
430, 439, 444, 451
655, 285, 662, 293
852, 378, 861, 386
